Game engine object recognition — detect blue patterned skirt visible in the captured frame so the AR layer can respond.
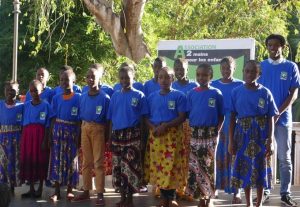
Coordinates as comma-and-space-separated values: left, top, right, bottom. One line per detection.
231, 116, 272, 189
48, 119, 79, 187
0, 125, 21, 186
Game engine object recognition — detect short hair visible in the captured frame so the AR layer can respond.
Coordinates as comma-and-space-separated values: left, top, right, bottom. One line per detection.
29, 79, 43, 89
244, 60, 261, 72
4, 80, 19, 88
220, 56, 236, 69
119, 65, 135, 75
197, 63, 213, 79
159, 66, 174, 76
0, 184, 10, 207
174, 58, 188, 69
119, 62, 135, 70
89, 63, 104, 73
60, 65, 73, 72
62, 69, 76, 81
265, 34, 286, 46
153, 56, 167, 69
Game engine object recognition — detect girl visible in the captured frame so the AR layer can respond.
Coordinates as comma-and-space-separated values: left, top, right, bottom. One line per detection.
20, 80, 53, 198
48, 69, 81, 201
25, 67, 53, 104
146, 67, 186, 207
210, 57, 243, 203
185, 63, 224, 207
107, 66, 148, 207
0, 81, 23, 192
229, 60, 278, 207
172, 58, 198, 200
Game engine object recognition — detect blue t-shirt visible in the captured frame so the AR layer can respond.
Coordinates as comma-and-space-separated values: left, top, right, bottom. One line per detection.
258, 59, 300, 126
147, 89, 187, 126
0, 101, 23, 126
211, 79, 243, 112
80, 91, 110, 124
53, 85, 82, 96
51, 93, 81, 122
107, 88, 148, 130
172, 80, 198, 95
231, 84, 278, 118
144, 78, 161, 97
113, 82, 144, 93
25, 86, 54, 104
23, 100, 53, 127
82, 83, 114, 97
187, 87, 224, 127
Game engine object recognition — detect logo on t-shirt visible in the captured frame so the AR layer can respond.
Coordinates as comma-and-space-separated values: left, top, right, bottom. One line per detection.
71, 107, 78, 116
16, 113, 22, 121
131, 98, 138, 107
258, 98, 265, 108
208, 98, 216, 107
96, 106, 102, 114
40, 112, 46, 120
168, 101, 176, 110
280, 71, 288, 80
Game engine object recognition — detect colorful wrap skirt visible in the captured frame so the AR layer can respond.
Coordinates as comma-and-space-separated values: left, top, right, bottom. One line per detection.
186, 126, 218, 199
48, 119, 79, 187
231, 116, 272, 189
0, 125, 22, 186
144, 126, 185, 190
20, 124, 49, 182
215, 112, 237, 193
111, 126, 142, 193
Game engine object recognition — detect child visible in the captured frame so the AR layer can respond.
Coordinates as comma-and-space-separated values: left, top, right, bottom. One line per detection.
146, 67, 186, 207
72, 67, 110, 206
20, 80, 53, 198
107, 66, 148, 207
113, 62, 144, 93
0, 81, 23, 192
258, 34, 300, 206
210, 56, 243, 203
172, 58, 198, 200
48, 69, 81, 201
82, 63, 114, 97
25, 67, 53, 103
229, 60, 278, 207
53, 65, 82, 95
185, 63, 224, 207
144, 57, 167, 97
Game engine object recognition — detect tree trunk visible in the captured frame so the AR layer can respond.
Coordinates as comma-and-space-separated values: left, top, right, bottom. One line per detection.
82, 0, 150, 63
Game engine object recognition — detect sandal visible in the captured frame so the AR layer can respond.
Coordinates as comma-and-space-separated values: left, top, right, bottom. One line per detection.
71, 193, 90, 202
232, 196, 242, 204
66, 192, 75, 200
49, 193, 61, 202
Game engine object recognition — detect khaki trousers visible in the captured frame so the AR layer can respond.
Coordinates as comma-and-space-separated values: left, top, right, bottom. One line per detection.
81, 121, 105, 193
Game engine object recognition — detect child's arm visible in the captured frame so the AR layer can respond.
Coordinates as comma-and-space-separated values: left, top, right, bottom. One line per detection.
76, 121, 82, 148
217, 115, 225, 133
155, 112, 186, 136
266, 116, 275, 157
275, 87, 298, 122
42, 127, 50, 150
228, 112, 236, 155
106, 121, 112, 150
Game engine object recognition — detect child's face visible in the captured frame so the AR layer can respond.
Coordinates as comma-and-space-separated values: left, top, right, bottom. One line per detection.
243, 64, 260, 84
86, 69, 100, 88
119, 70, 133, 89
267, 38, 283, 60
158, 69, 172, 90
36, 69, 49, 86
29, 83, 42, 100
60, 72, 74, 90
196, 67, 212, 86
4, 84, 18, 100
220, 62, 234, 79
174, 62, 187, 81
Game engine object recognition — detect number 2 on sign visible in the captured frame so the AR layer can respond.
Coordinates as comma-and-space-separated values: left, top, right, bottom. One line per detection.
186, 50, 192, 56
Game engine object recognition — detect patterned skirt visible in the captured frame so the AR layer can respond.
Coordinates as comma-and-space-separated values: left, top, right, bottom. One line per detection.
0, 125, 22, 186
48, 119, 79, 187
186, 126, 218, 199
144, 126, 185, 190
231, 116, 272, 189
20, 124, 49, 182
112, 126, 142, 193
215, 112, 237, 193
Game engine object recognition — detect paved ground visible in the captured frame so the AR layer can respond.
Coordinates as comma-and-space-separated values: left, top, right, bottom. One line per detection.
8, 176, 300, 207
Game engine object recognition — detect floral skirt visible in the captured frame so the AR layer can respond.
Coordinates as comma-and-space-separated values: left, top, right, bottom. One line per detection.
144, 126, 185, 190
231, 116, 272, 189
20, 124, 49, 182
112, 126, 142, 193
186, 126, 218, 199
48, 119, 79, 187
0, 125, 22, 186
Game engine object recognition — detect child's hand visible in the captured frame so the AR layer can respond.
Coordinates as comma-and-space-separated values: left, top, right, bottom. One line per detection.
228, 141, 236, 155
265, 142, 274, 157
154, 123, 168, 136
